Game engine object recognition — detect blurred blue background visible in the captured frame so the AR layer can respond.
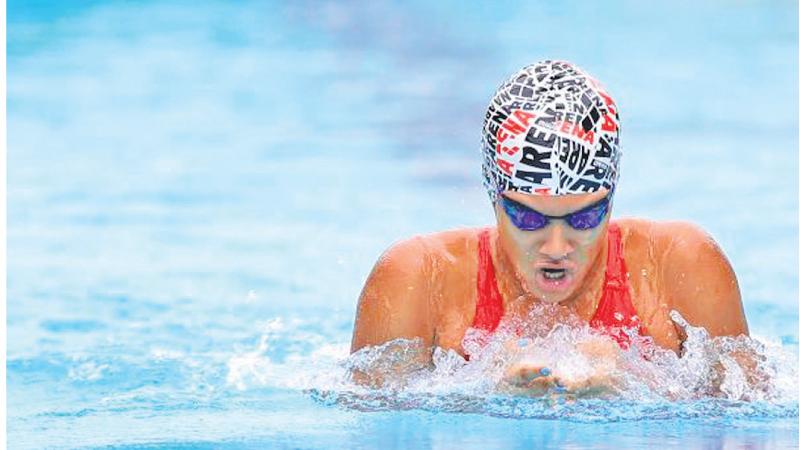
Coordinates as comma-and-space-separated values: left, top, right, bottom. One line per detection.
7, 1, 798, 448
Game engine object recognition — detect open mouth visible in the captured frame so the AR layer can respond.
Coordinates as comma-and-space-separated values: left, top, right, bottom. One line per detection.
534, 267, 574, 293
541, 268, 567, 280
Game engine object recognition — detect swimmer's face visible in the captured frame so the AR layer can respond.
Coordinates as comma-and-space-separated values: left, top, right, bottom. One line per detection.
494, 189, 611, 305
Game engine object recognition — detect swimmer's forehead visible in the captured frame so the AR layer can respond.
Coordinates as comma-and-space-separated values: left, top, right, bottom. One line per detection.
503, 188, 610, 211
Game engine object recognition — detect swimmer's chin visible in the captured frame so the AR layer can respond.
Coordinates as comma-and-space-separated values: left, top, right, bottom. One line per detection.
535, 293, 573, 305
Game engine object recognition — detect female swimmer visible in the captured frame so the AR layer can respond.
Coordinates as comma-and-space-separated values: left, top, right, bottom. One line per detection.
350, 60, 748, 393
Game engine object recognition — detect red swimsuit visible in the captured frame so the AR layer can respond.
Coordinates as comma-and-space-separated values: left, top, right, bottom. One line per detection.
471, 222, 642, 348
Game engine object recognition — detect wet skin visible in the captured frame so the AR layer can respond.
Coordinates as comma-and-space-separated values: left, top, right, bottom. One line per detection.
350, 190, 749, 386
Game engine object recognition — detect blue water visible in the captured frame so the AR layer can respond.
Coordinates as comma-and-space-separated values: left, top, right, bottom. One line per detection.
8, 1, 798, 449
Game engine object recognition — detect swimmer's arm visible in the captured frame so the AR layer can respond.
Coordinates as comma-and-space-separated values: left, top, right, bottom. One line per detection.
349, 238, 436, 387
660, 223, 772, 389
662, 222, 748, 338
350, 237, 436, 355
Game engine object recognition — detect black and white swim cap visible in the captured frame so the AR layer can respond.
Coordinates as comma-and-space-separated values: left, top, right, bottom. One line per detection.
481, 60, 622, 201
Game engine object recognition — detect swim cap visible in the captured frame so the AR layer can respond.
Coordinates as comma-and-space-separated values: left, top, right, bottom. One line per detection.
481, 60, 622, 201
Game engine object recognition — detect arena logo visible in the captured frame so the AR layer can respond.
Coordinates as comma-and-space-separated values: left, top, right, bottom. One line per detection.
481, 60, 622, 197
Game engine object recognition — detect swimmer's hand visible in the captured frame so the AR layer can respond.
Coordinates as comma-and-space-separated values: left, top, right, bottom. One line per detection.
502, 337, 621, 397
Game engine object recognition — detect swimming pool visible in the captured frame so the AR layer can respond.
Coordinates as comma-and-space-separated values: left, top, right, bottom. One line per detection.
8, 1, 798, 448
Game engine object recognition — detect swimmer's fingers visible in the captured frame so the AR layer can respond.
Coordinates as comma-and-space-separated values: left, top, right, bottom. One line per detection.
553, 374, 618, 397
553, 377, 585, 393
525, 373, 559, 391
505, 364, 553, 387
519, 366, 552, 382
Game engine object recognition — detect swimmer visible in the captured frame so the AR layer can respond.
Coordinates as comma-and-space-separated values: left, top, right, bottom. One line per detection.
350, 60, 749, 394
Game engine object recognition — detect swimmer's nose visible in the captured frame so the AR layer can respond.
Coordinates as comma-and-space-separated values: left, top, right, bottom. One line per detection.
539, 223, 573, 260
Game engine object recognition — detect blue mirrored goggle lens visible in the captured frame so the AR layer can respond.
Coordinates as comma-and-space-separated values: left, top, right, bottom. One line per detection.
500, 196, 611, 231
565, 202, 609, 230
501, 198, 548, 230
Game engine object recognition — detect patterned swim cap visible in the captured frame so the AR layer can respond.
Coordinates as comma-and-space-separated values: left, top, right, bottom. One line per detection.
481, 60, 621, 201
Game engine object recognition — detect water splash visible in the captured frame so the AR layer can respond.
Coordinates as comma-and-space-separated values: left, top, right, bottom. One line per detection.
222, 306, 797, 421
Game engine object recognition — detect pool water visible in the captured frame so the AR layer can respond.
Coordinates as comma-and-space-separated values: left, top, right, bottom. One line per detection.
8, 1, 799, 449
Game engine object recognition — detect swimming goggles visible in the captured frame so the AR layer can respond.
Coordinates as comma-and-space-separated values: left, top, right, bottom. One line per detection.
499, 192, 612, 231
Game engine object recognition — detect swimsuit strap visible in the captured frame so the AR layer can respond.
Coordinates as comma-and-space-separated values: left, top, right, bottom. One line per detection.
472, 228, 504, 332
603, 222, 627, 287
590, 222, 642, 345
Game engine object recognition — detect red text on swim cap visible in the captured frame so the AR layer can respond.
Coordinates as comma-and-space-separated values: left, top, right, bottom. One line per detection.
495, 110, 536, 175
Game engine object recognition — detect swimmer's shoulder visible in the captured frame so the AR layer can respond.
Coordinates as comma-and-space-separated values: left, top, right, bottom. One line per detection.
357, 229, 485, 342
382, 227, 487, 265
614, 218, 745, 335
376, 228, 487, 295
415, 227, 487, 265
613, 217, 720, 260
355, 230, 482, 352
